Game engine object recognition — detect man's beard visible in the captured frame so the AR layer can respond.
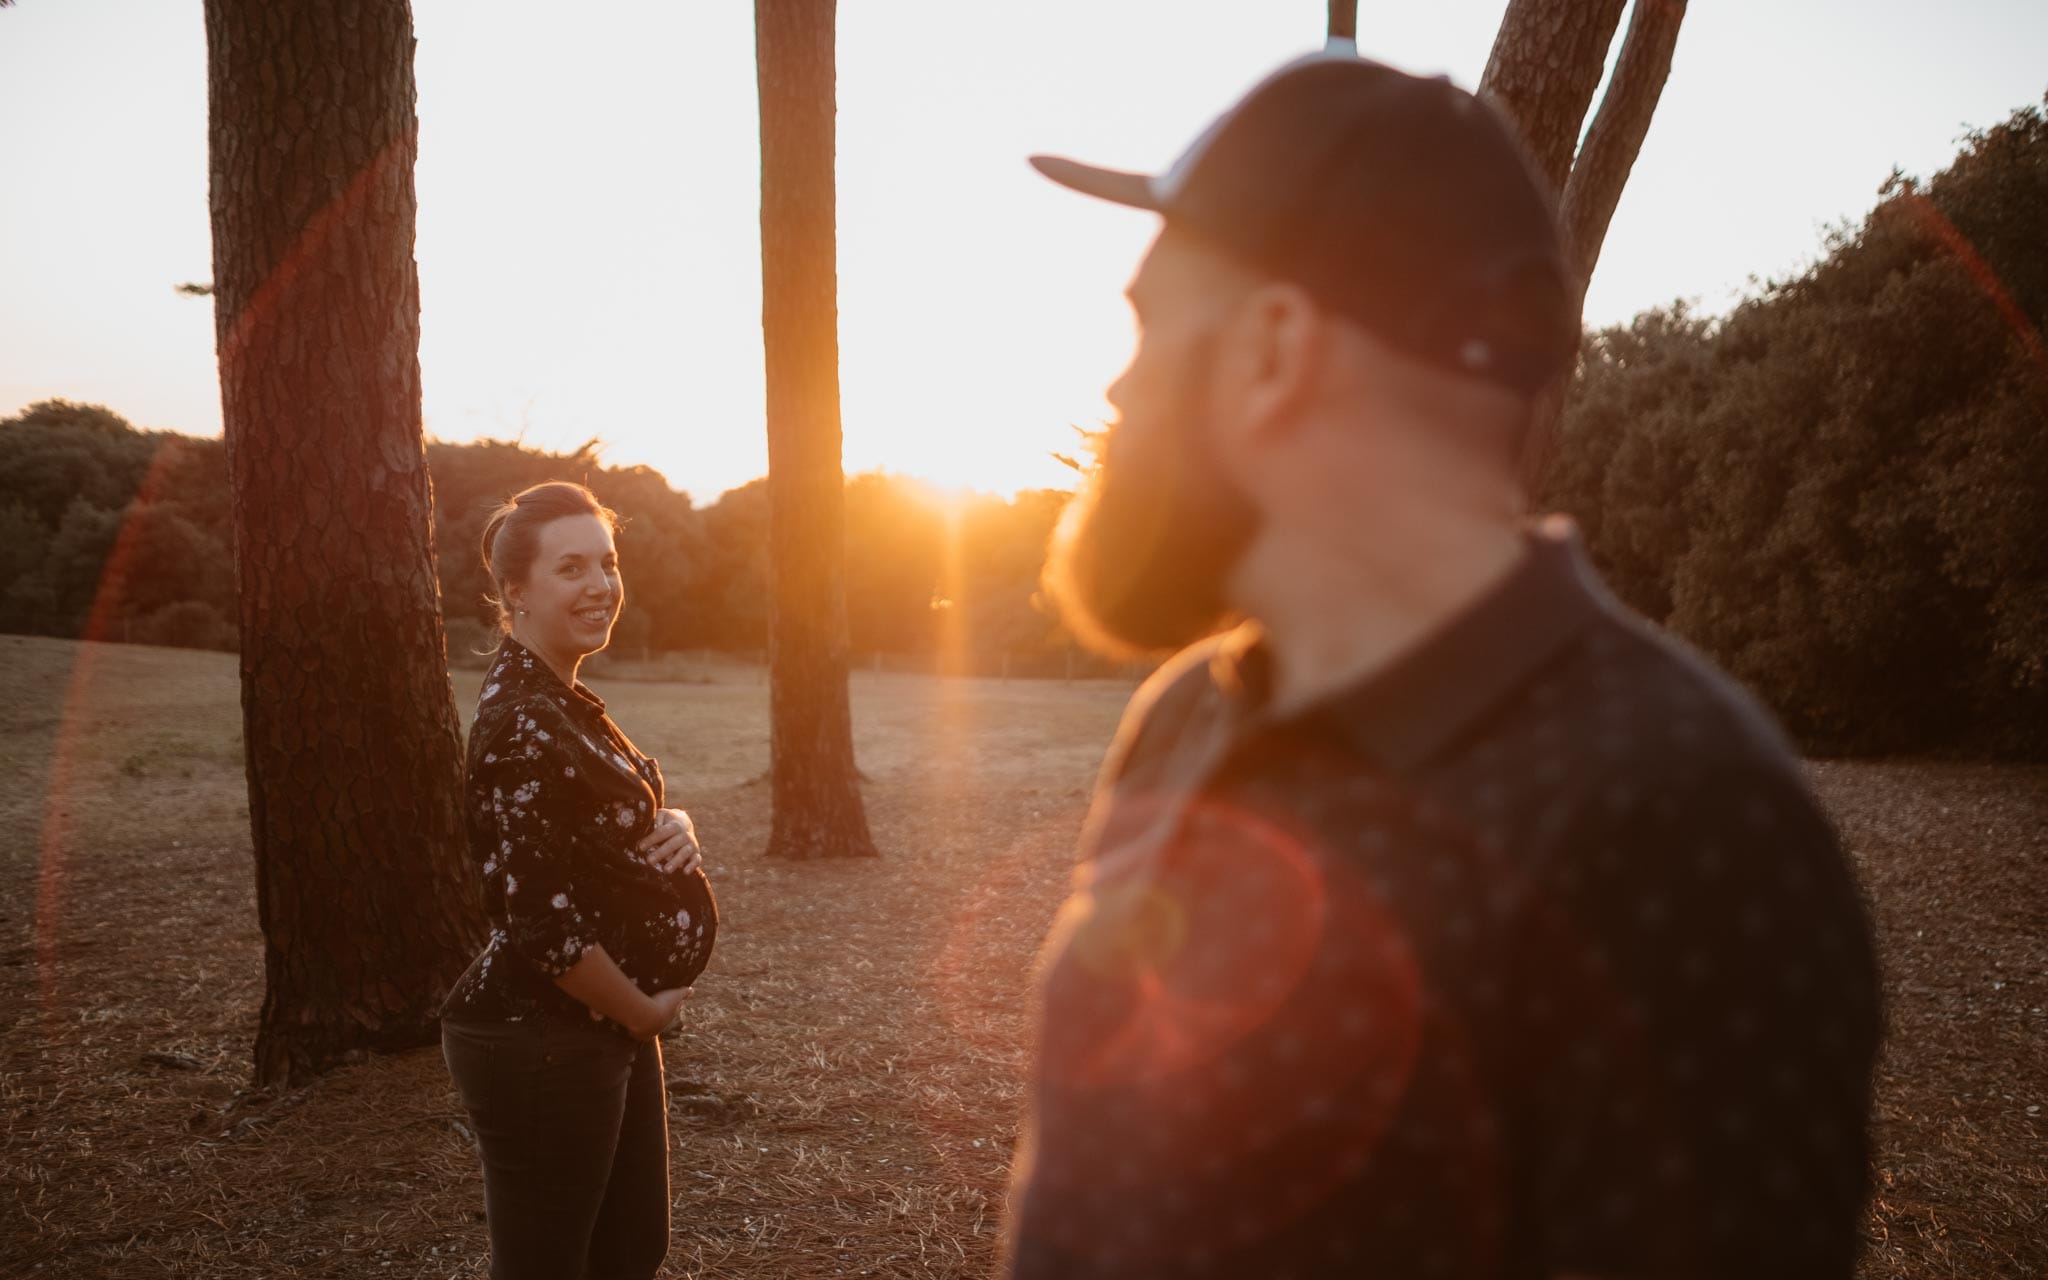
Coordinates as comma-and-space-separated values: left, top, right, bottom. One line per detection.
1042, 351, 1261, 660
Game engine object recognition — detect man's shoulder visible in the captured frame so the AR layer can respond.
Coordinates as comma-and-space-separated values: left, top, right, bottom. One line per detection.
1100, 635, 1235, 783
1128, 634, 1233, 723
1513, 606, 1856, 904
1561, 600, 1809, 787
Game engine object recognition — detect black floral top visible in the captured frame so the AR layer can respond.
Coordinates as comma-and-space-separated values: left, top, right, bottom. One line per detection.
442, 638, 717, 1029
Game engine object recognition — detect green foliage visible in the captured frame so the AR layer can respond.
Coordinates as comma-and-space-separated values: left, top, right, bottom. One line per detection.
0, 402, 235, 645
694, 478, 771, 652
0, 400, 160, 526
1545, 99, 2048, 757
0, 403, 1087, 673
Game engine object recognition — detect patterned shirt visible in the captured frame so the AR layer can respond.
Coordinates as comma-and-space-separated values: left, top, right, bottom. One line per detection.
1004, 518, 1882, 1280
441, 637, 717, 1028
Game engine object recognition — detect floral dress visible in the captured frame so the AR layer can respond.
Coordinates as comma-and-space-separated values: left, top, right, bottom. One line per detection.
442, 638, 718, 1028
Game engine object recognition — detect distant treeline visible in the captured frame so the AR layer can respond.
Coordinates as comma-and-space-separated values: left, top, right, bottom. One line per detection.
4, 100, 2043, 756
1541, 99, 2047, 757
0, 402, 1091, 677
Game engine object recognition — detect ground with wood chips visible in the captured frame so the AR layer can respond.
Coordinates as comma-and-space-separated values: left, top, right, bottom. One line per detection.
2, 634, 2042, 1278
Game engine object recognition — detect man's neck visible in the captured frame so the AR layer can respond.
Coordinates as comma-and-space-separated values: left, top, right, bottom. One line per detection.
1229, 512, 1527, 719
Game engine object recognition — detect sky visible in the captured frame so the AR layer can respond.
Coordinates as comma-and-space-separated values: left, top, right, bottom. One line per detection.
2, 0, 2043, 502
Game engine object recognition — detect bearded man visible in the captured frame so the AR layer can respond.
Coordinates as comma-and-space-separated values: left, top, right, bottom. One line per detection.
1002, 47, 1881, 1280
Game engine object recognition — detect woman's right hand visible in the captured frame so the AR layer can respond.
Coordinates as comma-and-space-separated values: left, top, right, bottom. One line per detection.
630, 987, 693, 1042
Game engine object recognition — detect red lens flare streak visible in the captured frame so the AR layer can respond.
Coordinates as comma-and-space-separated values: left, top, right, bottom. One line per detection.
34, 454, 177, 1018
1017, 798, 1430, 1259
1896, 190, 2047, 373
37, 139, 406, 1022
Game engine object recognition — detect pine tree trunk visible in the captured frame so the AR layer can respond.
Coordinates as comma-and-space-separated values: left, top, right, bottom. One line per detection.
1478, 0, 1630, 193
1327, 1, 1357, 41
1557, 0, 1689, 290
754, 0, 879, 860
203, 0, 484, 1085
1478, 0, 1686, 492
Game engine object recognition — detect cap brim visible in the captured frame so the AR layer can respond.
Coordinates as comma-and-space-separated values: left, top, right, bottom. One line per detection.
1028, 155, 1164, 212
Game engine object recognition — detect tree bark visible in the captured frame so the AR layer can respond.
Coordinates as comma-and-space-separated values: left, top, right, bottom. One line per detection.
1327, 0, 1357, 42
203, 0, 483, 1085
754, 0, 879, 860
1478, 0, 1629, 192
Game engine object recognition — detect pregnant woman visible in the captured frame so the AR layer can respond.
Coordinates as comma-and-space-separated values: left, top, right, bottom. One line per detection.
441, 480, 717, 1280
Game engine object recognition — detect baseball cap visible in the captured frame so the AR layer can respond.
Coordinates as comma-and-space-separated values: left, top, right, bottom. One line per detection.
1030, 41, 1576, 394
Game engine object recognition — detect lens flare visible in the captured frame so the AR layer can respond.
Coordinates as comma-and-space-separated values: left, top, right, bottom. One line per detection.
34, 449, 182, 1021
36, 139, 410, 1026
1895, 191, 2048, 374
1006, 797, 1433, 1260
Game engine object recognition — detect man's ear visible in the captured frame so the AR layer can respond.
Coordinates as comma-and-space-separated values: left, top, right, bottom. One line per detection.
1224, 282, 1327, 446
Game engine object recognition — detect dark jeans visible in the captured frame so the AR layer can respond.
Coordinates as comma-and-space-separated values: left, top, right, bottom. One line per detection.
442, 1012, 670, 1280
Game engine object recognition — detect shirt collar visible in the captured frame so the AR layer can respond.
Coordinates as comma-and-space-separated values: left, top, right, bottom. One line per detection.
491, 635, 609, 716
1215, 515, 1612, 773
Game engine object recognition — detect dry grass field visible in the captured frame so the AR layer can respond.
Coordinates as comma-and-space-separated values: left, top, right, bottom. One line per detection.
2, 632, 2043, 1278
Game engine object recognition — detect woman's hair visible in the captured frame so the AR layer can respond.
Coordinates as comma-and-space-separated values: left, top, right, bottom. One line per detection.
479, 481, 620, 632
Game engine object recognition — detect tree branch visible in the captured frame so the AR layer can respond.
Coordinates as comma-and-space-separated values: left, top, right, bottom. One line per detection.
1559, 0, 1688, 291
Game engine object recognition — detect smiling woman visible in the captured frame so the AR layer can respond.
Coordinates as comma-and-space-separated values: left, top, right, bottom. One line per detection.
441, 478, 719, 1280
480, 481, 625, 666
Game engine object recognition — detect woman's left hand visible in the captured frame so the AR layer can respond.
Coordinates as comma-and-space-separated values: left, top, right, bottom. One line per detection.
638, 808, 703, 876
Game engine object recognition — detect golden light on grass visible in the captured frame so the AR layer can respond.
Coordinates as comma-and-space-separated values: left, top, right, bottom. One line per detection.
932, 492, 968, 680
6, 640, 2046, 1273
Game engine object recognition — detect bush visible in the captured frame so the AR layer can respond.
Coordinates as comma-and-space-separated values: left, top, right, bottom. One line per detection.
1546, 99, 2048, 758
132, 601, 235, 652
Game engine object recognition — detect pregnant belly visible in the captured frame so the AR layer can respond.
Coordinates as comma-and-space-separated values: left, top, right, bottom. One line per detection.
604, 866, 719, 994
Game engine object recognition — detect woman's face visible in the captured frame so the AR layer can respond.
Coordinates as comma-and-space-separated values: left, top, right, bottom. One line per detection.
508, 514, 623, 662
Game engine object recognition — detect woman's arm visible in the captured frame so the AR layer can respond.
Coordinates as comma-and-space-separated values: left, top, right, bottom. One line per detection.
483, 703, 627, 979
481, 702, 693, 1036
554, 945, 690, 1040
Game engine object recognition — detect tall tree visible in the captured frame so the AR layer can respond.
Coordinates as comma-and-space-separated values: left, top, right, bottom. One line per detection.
203, 0, 483, 1084
753, 0, 879, 859
1326, 1, 1357, 42
1477, 0, 1690, 486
